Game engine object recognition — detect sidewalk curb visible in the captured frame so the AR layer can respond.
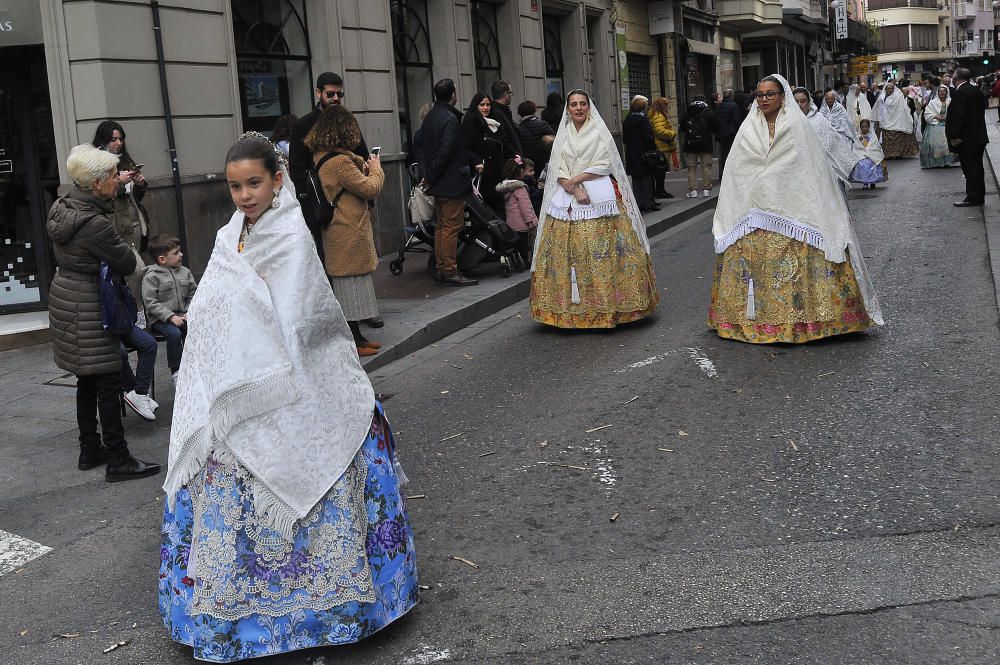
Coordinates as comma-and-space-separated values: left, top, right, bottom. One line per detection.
980, 117, 1000, 315
361, 196, 717, 372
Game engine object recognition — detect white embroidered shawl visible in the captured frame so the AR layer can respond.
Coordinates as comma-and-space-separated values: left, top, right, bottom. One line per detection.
845, 85, 873, 127
163, 185, 376, 539
532, 92, 650, 269
805, 103, 860, 183
853, 130, 886, 164
818, 100, 855, 142
923, 89, 951, 126
713, 74, 884, 324
876, 88, 914, 133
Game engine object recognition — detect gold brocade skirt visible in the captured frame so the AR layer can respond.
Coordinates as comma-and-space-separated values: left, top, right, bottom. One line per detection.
530, 212, 659, 329
707, 230, 873, 344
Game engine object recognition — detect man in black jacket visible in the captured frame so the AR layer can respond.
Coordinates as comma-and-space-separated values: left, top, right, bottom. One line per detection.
946, 67, 989, 207
715, 90, 742, 178
489, 80, 523, 156
419, 79, 478, 286
516, 100, 555, 169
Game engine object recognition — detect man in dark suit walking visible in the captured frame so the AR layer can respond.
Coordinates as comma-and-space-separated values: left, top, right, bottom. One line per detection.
946, 68, 989, 207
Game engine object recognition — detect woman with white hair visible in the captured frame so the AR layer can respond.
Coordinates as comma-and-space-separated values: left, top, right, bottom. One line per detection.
47, 144, 162, 481
920, 85, 955, 169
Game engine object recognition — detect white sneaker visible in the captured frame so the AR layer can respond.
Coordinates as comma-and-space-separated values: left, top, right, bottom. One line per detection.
702, 189, 712, 197
686, 190, 698, 198
124, 390, 156, 421
144, 394, 159, 411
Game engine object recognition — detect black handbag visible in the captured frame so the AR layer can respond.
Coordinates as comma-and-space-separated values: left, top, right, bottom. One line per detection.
641, 150, 668, 170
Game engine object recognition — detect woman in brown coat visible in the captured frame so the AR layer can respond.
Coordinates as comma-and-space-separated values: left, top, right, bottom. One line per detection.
305, 105, 385, 356
47, 144, 160, 481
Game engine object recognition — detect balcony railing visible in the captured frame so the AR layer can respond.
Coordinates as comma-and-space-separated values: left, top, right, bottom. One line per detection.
951, 1, 977, 17
953, 37, 981, 55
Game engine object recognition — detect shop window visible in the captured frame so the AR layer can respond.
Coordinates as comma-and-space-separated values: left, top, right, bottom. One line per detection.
231, 0, 313, 134
626, 53, 651, 101
472, 0, 502, 93
392, 0, 434, 157
543, 14, 564, 98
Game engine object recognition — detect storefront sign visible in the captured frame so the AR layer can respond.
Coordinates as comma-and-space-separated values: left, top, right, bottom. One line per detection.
0, 4, 43, 47
647, 1, 674, 36
616, 22, 629, 117
834, 5, 848, 40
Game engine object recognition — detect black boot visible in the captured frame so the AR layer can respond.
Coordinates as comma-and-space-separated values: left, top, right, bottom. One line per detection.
78, 446, 108, 471
106, 454, 161, 482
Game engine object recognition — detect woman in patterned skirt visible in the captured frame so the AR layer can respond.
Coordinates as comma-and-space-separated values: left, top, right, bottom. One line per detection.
875, 82, 919, 159
529, 89, 658, 328
159, 133, 417, 662
708, 75, 885, 344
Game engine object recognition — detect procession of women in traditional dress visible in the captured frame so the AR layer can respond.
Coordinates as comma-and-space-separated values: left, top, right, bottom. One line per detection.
26, 68, 934, 662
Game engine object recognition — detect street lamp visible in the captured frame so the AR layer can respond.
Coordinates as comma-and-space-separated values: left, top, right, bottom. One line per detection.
830, 0, 845, 7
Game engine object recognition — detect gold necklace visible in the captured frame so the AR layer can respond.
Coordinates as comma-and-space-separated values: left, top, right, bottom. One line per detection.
238, 216, 257, 253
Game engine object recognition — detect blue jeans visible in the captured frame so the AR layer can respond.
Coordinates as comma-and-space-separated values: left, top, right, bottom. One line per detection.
150, 320, 187, 373
120, 325, 157, 395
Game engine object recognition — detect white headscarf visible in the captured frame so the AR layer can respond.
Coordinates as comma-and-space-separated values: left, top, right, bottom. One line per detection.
804, 99, 860, 183
818, 96, 854, 141
713, 74, 884, 324
845, 84, 873, 127
854, 124, 885, 163
876, 86, 914, 133
923, 86, 951, 125
532, 90, 649, 269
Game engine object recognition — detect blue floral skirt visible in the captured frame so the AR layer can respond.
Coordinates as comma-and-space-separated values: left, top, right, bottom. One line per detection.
158, 405, 418, 662
849, 158, 888, 185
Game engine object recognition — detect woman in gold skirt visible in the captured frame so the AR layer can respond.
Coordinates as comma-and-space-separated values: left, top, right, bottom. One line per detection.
708, 74, 884, 344
530, 90, 658, 329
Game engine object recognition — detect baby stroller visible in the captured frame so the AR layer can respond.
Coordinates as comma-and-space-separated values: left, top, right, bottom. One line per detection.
389, 163, 437, 275
456, 179, 527, 276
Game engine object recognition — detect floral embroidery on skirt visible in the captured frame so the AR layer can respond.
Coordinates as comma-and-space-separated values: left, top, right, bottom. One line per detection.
707, 230, 873, 344
158, 405, 418, 663
530, 210, 658, 329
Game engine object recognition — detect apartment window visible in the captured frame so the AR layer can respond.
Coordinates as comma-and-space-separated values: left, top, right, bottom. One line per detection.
391, 0, 434, 156
867, 0, 907, 10
909, 0, 936, 8
543, 14, 564, 97
880, 24, 910, 51
472, 0, 503, 93
684, 20, 715, 43
911, 25, 938, 51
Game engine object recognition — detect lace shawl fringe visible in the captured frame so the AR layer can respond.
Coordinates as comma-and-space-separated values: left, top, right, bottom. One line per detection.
163, 367, 298, 513
714, 208, 846, 264
546, 198, 619, 221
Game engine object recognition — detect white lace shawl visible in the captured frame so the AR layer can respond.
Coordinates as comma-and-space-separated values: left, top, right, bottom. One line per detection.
845, 85, 873, 126
713, 74, 884, 325
163, 185, 376, 540
876, 89, 914, 133
854, 130, 886, 163
805, 103, 860, 183
923, 89, 951, 125
818, 100, 854, 141
531, 94, 649, 269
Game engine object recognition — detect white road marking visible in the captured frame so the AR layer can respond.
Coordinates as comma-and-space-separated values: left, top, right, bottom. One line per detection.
0, 529, 52, 576
402, 645, 452, 664
617, 346, 718, 378
687, 347, 718, 378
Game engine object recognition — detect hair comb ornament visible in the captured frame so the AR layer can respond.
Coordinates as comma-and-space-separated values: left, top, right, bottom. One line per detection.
238, 130, 289, 166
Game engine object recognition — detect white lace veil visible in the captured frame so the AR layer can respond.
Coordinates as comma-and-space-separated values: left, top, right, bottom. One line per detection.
532, 90, 650, 270
716, 74, 884, 325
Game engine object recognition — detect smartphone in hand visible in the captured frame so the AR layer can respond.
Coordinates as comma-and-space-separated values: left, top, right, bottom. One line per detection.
370, 146, 381, 158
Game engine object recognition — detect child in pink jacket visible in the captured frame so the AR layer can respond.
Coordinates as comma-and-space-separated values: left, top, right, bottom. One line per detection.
496, 157, 538, 264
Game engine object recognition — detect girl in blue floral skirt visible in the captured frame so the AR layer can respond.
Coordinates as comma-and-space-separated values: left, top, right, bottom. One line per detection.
158, 133, 418, 663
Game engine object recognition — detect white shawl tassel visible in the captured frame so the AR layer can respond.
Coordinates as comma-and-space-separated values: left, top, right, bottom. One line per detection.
746, 276, 756, 320
570, 266, 581, 304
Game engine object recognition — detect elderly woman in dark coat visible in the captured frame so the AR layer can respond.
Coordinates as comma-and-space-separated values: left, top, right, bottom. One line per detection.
47, 144, 161, 481
622, 95, 659, 212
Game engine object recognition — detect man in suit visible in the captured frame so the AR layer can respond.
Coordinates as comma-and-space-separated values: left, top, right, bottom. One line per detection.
946, 67, 989, 207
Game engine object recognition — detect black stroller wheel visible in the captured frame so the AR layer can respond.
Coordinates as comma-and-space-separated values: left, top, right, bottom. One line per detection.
389, 258, 404, 275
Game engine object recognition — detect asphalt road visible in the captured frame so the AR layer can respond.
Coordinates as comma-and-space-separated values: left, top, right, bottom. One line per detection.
2, 156, 1000, 664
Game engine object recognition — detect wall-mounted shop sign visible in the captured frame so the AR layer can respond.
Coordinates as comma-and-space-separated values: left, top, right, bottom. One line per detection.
0, 3, 43, 47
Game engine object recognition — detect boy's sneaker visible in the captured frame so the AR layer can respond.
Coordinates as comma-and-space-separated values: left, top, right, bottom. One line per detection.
685, 190, 698, 198
702, 189, 712, 197
145, 394, 159, 411
123, 390, 156, 421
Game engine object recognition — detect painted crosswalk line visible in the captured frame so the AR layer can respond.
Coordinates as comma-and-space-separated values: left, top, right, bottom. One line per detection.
0, 529, 52, 577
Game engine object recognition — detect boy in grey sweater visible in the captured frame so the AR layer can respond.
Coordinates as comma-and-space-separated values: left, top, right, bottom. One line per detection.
142, 235, 197, 381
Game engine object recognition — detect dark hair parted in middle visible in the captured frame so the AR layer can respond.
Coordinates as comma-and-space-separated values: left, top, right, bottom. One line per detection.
304, 105, 361, 153
225, 133, 280, 176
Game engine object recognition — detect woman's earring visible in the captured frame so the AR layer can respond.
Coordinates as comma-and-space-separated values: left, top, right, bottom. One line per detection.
271, 189, 281, 209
